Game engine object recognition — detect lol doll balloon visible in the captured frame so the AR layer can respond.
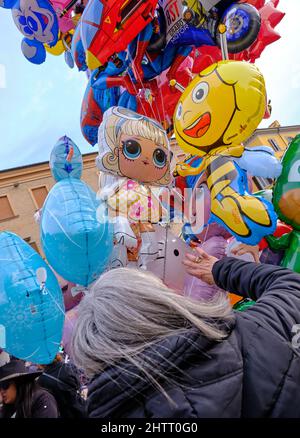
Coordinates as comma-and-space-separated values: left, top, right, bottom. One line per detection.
97, 106, 172, 269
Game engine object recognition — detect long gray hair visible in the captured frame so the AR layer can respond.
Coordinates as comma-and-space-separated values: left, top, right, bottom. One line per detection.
71, 268, 234, 396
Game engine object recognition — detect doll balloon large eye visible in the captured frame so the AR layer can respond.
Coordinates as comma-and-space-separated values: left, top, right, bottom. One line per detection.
153, 148, 167, 168
288, 160, 300, 182
176, 103, 183, 120
192, 82, 209, 104
122, 140, 142, 159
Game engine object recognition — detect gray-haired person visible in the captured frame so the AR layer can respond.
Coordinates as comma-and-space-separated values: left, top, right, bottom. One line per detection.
71, 248, 300, 418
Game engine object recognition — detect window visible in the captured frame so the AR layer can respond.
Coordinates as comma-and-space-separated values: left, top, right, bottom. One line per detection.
268, 139, 280, 152
30, 186, 48, 209
252, 176, 273, 190
0, 195, 16, 221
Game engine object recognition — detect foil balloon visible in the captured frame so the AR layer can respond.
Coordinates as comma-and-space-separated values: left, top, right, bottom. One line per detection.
174, 61, 277, 245
49, 135, 83, 182
62, 305, 79, 357
21, 38, 46, 64
53, 270, 85, 311
41, 178, 113, 286
71, 24, 88, 72
50, 0, 75, 33
0, 0, 17, 7
266, 135, 300, 272
147, 225, 193, 292
183, 236, 227, 302
80, 0, 159, 70
11, 0, 59, 63
0, 232, 64, 364
97, 106, 171, 269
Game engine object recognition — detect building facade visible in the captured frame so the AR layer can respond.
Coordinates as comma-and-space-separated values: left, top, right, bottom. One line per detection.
0, 153, 99, 256
245, 121, 300, 190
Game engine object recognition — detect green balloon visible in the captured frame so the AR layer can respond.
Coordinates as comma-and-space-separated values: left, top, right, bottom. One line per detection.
266, 134, 300, 272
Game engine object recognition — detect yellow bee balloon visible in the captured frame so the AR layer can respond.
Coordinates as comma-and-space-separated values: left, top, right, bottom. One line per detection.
174, 61, 266, 156
174, 61, 277, 245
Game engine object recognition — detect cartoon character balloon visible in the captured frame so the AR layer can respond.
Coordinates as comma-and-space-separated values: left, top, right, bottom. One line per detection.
50, 135, 83, 182
146, 224, 193, 292
0, 232, 64, 364
174, 60, 277, 245
266, 135, 300, 272
41, 178, 113, 286
10, 0, 59, 64
97, 106, 172, 269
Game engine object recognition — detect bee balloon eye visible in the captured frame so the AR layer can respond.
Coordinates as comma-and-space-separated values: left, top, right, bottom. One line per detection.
192, 82, 209, 104
122, 140, 142, 159
176, 103, 183, 120
153, 149, 167, 168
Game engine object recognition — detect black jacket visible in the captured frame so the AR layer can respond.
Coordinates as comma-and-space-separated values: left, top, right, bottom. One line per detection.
27, 389, 58, 418
38, 361, 86, 418
87, 258, 300, 418
0, 388, 58, 418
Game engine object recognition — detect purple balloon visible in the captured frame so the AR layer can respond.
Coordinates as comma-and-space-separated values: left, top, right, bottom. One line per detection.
184, 236, 227, 301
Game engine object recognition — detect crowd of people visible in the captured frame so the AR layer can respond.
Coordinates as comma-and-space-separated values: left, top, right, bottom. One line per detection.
1, 248, 300, 418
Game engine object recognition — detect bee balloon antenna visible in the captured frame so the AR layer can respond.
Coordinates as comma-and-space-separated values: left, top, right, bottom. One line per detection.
169, 79, 185, 93
218, 24, 229, 61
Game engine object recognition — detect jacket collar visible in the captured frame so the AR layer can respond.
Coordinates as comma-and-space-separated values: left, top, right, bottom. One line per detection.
87, 324, 234, 417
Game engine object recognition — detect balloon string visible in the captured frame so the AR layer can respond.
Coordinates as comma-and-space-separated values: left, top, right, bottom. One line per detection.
126, 51, 159, 123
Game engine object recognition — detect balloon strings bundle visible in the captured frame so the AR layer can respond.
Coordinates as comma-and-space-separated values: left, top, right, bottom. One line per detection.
127, 51, 159, 123
185, 223, 210, 299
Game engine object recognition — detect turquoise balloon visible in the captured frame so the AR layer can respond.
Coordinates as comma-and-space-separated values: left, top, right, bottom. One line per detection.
50, 136, 83, 182
41, 178, 113, 286
0, 232, 64, 364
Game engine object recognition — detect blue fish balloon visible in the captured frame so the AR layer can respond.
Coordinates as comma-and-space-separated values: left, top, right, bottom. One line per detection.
41, 178, 113, 286
0, 232, 64, 364
50, 136, 83, 182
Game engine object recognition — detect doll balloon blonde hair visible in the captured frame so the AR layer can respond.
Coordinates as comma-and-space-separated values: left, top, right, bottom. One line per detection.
97, 107, 171, 186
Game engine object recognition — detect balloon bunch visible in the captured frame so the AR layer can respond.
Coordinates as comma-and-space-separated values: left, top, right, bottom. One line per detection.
1, 1, 285, 144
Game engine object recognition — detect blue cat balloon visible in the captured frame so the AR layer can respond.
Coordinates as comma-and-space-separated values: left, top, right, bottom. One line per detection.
0, 232, 64, 364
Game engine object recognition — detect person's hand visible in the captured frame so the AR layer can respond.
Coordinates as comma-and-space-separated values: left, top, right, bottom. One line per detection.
183, 247, 218, 286
231, 244, 260, 263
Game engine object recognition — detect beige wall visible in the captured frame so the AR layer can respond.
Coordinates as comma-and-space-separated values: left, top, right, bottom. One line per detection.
0, 153, 99, 256
245, 123, 300, 191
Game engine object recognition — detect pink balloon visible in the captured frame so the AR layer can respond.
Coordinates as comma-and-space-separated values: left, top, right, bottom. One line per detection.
51, 0, 75, 33
62, 306, 79, 357
183, 236, 228, 301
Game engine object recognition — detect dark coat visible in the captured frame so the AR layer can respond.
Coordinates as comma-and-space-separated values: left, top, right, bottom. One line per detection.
0, 388, 59, 418
27, 388, 59, 418
87, 258, 300, 418
38, 361, 86, 418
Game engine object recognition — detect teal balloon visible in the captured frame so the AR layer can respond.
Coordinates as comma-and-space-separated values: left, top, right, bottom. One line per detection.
50, 136, 83, 182
41, 178, 113, 286
0, 232, 64, 364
